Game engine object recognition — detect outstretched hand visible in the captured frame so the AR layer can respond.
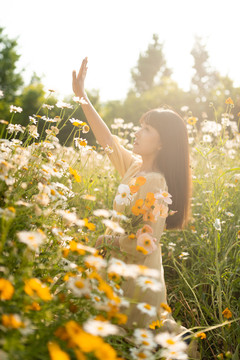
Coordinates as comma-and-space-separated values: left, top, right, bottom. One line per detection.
72, 57, 88, 98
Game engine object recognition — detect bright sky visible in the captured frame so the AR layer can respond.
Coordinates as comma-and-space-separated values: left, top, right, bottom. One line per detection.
1, 0, 240, 101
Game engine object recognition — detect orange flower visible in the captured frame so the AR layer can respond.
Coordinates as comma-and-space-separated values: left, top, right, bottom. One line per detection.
130, 176, 146, 194
160, 303, 172, 313
225, 97, 234, 105
144, 192, 155, 208
136, 224, 153, 238
47, 341, 70, 360
222, 307, 232, 319
143, 210, 156, 222
131, 199, 144, 216
136, 245, 148, 255
196, 332, 206, 340
0, 278, 14, 300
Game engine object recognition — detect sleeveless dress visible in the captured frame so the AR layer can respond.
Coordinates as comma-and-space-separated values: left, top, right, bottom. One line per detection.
104, 135, 200, 358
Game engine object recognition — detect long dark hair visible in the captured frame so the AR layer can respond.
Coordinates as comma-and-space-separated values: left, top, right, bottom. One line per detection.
140, 108, 192, 229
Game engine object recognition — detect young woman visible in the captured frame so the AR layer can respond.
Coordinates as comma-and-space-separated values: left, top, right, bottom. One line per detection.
72, 58, 199, 358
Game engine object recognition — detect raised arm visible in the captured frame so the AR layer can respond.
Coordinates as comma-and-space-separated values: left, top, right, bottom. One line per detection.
72, 57, 113, 149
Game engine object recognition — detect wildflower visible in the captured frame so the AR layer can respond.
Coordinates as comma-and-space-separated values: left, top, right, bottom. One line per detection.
160, 348, 188, 360
131, 198, 144, 216
81, 194, 96, 201
137, 277, 162, 292
222, 307, 232, 319
67, 276, 91, 297
136, 233, 157, 254
10, 105, 23, 113
17, 230, 46, 252
155, 190, 172, 205
24, 278, 52, 301
187, 116, 198, 125
136, 224, 153, 238
84, 218, 96, 230
142, 210, 156, 222
93, 209, 111, 218
69, 167, 81, 182
83, 319, 119, 336
114, 184, 132, 206
0, 90, 4, 97
47, 342, 70, 360
160, 303, 172, 313
29, 124, 39, 138
0, 207, 16, 219
7, 124, 24, 134
42, 104, 54, 110
56, 210, 84, 227
136, 245, 149, 255
137, 302, 156, 317
69, 118, 84, 127
213, 218, 221, 232
0, 119, 8, 124
84, 255, 107, 270
225, 97, 234, 105
130, 176, 146, 194
130, 348, 154, 360
178, 252, 189, 260
34, 193, 50, 206
203, 134, 212, 143
104, 144, 114, 154
26, 302, 41, 311
149, 319, 162, 330
56, 101, 73, 109
82, 124, 90, 133
102, 219, 125, 234
196, 332, 206, 339
75, 137, 88, 147
155, 332, 187, 352
73, 96, 88, 105
2, 314, 24, 329
0, 278, 14, 300
133, 328, 155, 349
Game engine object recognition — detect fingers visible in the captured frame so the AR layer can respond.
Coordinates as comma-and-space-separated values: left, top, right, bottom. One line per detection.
72, 70, 77, 81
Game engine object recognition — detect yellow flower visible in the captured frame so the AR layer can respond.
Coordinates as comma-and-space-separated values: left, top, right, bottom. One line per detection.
94, 342, 118, 360
0, 278, 14, 300
136, 245, 148, 255
47, 342, 70, 360
225, 97, 234, 105
149, 319, 162, 329
196, 332, 206, 340
69, 167, 81, 183
24, 278, 52, 301
84, 218, 96, 231
130, 176, 146, 194
131, 199, 144, 216
222, 307, 232, 319
187, 116, 198, 126
26, 301, 41, 311
2, 314, 24, 329
160, 302, 172, 313
65, 321, 103, 352
74, 349, 87, 360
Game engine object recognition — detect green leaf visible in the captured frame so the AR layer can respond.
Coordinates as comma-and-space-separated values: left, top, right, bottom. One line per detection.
233, 344, 239, 360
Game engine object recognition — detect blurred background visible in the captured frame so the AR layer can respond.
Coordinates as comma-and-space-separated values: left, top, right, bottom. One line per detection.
1, 0, 240, 144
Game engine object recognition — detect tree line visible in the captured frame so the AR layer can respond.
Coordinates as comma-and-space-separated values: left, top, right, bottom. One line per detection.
0, 27, 239, 145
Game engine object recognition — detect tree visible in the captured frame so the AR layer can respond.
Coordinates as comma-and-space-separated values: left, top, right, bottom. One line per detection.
0, 27, 23, 120
190, 36, 219, 102
0, 27, 23, 102
130, 34, 172, 94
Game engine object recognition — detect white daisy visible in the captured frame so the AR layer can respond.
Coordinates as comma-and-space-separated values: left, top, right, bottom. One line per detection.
102, 219, 125, 234
130, 347, 154, 360
136, 303, 157, 317
136, 276, 163, 292
114, 184, 132, 206
155, 190, 173, 205
84, 255, 107, 270
160, 348, 188, 360
155, 332, 187, 352
93, 209, 111, 218
17, 230, 46, 252
67, 275, 91, 297
133, 328, 156, 349
83, 319, 119, 337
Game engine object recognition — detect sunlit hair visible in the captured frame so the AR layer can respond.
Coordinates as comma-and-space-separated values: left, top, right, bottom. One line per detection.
140, 108, 192, 229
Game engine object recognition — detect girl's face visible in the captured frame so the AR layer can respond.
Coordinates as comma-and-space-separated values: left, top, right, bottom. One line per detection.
133, 122, 161, 156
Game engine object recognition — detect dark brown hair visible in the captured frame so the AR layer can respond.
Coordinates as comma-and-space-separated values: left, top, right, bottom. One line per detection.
140, 108, 192, 229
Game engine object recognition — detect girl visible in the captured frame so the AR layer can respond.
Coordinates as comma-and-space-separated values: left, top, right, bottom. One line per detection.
72, 58, 199, 358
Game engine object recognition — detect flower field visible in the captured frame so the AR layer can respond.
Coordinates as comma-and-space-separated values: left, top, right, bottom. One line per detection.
0, 92, 239, 360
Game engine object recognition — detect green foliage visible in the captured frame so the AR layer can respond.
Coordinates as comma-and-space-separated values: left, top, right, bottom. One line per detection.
130, 34, 172, 94
0, 27, 23, 119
